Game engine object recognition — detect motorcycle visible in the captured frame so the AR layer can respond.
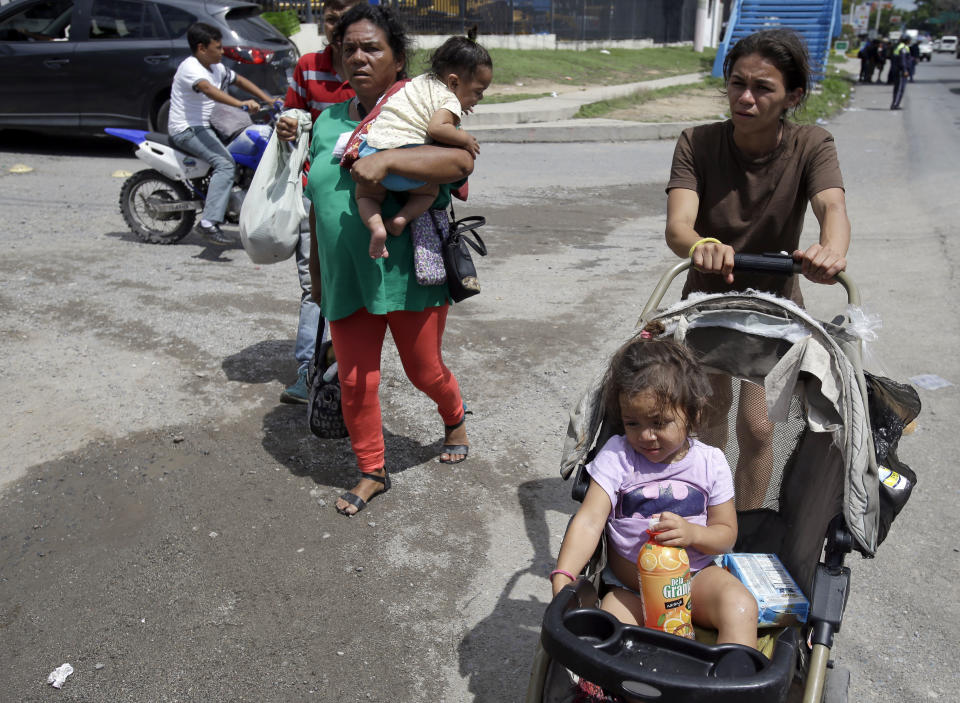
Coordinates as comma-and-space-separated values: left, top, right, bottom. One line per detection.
106, 103, 281, 244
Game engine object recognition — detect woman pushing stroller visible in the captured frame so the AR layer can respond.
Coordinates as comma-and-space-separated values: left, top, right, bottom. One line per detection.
664, 28, 851, 510
550, 324, 759, 665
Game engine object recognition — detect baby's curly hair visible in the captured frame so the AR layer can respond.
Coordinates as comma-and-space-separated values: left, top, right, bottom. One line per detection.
602, 321, 712, 434
430, 30, 492, 80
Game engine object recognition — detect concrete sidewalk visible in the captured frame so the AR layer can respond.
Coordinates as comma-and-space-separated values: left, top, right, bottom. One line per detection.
465, 57, 861, 143
464, 72, 707, 143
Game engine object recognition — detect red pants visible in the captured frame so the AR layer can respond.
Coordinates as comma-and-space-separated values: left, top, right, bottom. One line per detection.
329, 305, 464, 473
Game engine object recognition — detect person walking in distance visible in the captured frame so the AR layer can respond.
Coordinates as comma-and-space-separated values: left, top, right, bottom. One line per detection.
874, 39, 887, 83
890, 35, 911, 110
907, 39, 919, 82
276, 0, 364, 404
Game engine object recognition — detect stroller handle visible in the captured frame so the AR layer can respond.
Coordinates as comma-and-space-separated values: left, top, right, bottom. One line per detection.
639, 256, 860, 324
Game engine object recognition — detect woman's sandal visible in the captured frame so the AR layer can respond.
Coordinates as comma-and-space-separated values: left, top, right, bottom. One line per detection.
439, 415, 469, 465
336, 469, 390, 516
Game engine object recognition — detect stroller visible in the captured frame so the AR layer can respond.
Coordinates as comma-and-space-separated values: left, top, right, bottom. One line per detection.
525, 255, 919, 703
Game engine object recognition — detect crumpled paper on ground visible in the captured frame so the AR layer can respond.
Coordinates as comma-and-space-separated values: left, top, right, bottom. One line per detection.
47, 663, 74, 689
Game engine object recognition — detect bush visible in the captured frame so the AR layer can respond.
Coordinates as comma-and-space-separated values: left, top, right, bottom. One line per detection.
261, 10, 300, 38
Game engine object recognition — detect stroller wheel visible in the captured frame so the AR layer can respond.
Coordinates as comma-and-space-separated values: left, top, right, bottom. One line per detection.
823, 665, 850, 703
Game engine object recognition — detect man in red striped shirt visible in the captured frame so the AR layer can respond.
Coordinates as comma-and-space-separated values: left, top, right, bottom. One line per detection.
282, 0, 361, 121
278, 0, 362, 404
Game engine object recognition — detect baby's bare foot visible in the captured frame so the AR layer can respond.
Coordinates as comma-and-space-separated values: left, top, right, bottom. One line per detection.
369, 229, 389, 258
386, 215, 408, 237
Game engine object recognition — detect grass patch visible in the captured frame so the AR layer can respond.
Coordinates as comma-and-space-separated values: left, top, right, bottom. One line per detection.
482, 92, 553, 104
574, 77, 724, 119
791, 70, 854, 125
573, 64, 853, 124
408, 46, 715, 86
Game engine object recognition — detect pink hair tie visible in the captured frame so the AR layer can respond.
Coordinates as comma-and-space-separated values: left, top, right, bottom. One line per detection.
640, 330, 653, 339
549, 569, 577, 583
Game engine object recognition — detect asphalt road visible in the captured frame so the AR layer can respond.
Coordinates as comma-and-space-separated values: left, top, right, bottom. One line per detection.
1, 56, 959, 702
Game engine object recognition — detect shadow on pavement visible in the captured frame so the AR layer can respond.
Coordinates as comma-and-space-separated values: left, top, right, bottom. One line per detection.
459, 476, 577, 702
0, 129, 133, 157
259, 402, 439, 486
102, 230, 241, 260
223, 339, 294, 385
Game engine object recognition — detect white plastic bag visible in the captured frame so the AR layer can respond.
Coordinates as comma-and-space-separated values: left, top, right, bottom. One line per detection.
239, 108, 312, 264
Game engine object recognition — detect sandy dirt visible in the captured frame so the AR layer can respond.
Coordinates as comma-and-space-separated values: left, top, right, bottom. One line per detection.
487, 81, 728, 122
604, 85, 727, 122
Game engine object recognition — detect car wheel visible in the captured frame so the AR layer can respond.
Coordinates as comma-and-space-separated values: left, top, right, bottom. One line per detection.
152, 99, 170, 133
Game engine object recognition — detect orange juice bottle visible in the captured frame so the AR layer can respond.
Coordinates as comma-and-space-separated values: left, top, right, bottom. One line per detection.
636, 530, 694, 639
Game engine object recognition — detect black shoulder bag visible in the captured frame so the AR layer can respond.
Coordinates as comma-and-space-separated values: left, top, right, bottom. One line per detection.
306, 320, 349, 439
441, 206, 487, 303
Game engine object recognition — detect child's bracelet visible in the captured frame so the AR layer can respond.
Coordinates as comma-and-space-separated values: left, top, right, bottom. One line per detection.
549, 569, 576, 583
688, 237, 722, 258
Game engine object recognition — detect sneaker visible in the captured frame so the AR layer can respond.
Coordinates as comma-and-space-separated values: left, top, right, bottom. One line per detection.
195, 221, 233, 246
280, 367, 309, 404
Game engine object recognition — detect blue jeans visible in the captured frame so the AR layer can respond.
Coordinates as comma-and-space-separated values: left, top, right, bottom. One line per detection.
295, 197, 322, 373
169, 125, 235, 224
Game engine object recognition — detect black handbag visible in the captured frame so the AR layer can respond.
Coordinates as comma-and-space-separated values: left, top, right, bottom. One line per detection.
306, 320, 349, 439
441, 209, 487, 303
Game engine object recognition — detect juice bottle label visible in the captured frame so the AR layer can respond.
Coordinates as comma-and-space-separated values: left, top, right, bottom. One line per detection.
637, 539, 694, 639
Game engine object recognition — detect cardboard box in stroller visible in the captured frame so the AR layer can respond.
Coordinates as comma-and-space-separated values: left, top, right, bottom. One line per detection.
722, 553, 809, 628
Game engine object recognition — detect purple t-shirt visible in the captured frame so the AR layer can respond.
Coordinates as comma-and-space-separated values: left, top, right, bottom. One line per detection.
587, 436, 735, 571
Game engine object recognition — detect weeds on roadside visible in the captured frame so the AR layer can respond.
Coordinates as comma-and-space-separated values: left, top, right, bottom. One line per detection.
574, 63, 854, 124
791, 68, 854, 125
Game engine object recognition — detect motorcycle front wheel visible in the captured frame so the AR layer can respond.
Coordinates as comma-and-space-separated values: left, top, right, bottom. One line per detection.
119, 169, 196, 244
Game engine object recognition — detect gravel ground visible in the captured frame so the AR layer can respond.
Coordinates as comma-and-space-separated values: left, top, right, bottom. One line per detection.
1, 60, 958, 702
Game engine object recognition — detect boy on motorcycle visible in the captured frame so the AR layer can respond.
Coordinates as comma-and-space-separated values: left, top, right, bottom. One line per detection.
168, 22, 275, 246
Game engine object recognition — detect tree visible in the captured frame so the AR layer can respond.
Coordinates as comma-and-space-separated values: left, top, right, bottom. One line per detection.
913, 0, 960, 35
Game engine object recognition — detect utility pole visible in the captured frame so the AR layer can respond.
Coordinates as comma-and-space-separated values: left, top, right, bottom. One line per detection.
695, 0, 709, 52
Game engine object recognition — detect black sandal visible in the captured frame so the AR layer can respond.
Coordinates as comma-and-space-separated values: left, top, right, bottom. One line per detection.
336, 469, 390, 516
439, 416, 469, 465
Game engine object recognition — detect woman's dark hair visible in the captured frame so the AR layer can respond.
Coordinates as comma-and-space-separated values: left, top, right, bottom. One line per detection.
187, 22, 221, 53
722, 28, 811, 113
333, 4, 411, 79
430, 31, 492, 79
602, 321, 711, 435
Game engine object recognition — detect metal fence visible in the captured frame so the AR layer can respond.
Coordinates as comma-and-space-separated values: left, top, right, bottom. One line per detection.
261, 0, 698, 43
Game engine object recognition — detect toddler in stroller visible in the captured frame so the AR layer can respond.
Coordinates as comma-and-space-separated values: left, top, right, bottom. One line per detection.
528, 258, 919, 703
550, 322, 761, 683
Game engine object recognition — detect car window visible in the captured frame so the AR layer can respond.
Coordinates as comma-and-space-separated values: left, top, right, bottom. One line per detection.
0, 0, 73, 41
88, 0, 161, 39
155, 3, 195, 39
225, 7, 285, 43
